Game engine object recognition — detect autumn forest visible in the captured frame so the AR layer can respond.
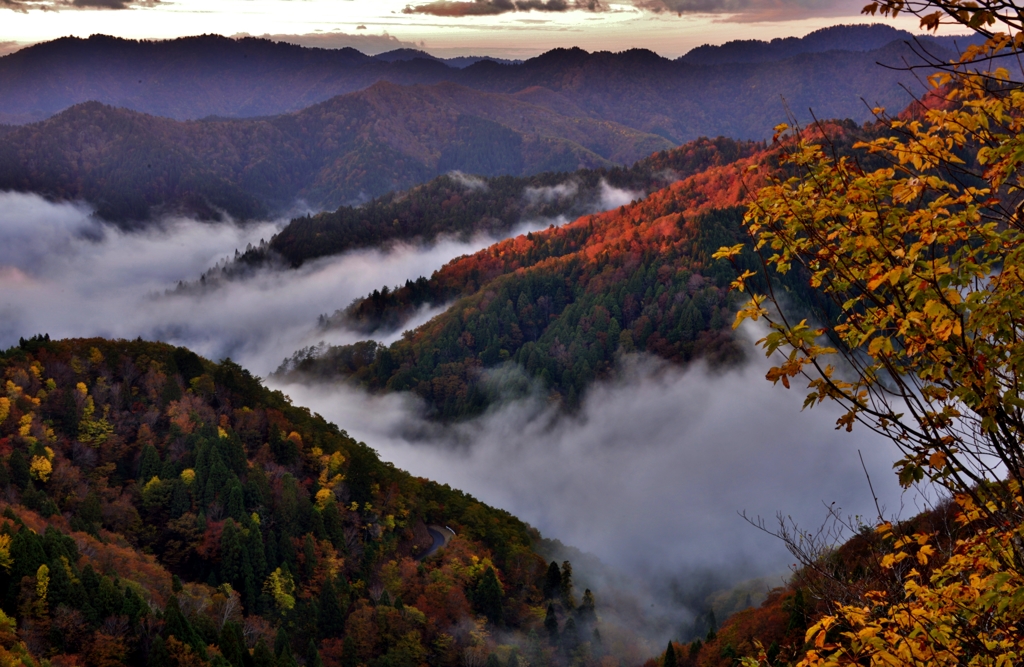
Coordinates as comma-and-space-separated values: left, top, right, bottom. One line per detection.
2, 7, 1024, 667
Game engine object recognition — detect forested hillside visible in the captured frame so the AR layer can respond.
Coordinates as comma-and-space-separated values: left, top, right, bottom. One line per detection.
0, 84, 670, 224
0, 29, 945, 143
678, 23, 978, 64
274, 121, 882, 421
242, 136, 761, 270
0, 336, 621, 666
276, 148, 768, 420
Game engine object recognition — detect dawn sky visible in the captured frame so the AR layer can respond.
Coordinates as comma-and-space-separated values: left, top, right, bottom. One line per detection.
1, 0, 944, 59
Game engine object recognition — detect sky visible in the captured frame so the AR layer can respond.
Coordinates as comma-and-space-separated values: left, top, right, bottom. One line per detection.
0, 0, 946, 59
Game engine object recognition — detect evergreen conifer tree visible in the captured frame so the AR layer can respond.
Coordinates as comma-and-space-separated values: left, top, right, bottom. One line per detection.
252, 637, 276, 667
220, 519, 243, 586
560, 561, 575, 610
307, 640, 324, 667
341, 635, 359, 667
275, 626, 295, 666
219, 620, 250, 667
544, 603, 559, 641
542, 561, 561, 600
578, 589, 596, 625
663, 641, 677, 667
139, 444, 161, 481
227, 482, 246, 522
8, 450, 29, 490
474, 567, 503, 625
318, 577, 344, 639
149, 635, 171, 667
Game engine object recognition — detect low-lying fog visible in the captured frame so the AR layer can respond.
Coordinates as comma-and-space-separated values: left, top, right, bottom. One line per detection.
0, 192, 508, 375
0, 190, 917, 642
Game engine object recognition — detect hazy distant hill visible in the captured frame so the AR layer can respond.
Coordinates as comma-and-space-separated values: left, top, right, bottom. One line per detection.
266, 136, 761, 272
0, 81, 671, 223
455, 40, 944, 142
374, 48, 521, 68
0, 28, 951, 141
0, 34, 450, 125
678, 23, 980, 65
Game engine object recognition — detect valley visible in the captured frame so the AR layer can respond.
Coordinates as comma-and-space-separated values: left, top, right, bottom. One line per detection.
0, 13, 1018, 667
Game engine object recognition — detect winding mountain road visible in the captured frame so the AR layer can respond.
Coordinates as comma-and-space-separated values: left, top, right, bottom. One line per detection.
418, 525, 455, 561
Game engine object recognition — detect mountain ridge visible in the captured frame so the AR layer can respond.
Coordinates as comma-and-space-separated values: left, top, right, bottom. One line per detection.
0, 335, 640, 666
0, 83, 672, 223
0, 28, 948, 144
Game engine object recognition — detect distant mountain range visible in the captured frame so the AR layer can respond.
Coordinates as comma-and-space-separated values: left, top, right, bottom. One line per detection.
0, 82, 671, 223
678, 23, 981, 65
373, 48, 522, 68
0, 26, 957, 142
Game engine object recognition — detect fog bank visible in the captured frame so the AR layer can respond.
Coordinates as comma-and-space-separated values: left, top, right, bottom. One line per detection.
0, 192, 517, 375
1, 190, 922, 642
275, 349, 907, 581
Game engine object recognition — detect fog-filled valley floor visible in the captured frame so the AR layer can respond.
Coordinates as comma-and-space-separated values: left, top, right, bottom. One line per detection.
0, 190, 917, 644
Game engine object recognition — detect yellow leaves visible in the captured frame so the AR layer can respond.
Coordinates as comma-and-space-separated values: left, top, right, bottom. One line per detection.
0, 398, 8, 427
880, 552, 906, 569
920, 10, 943, 31
867, 336, 894, 357
315, 488, 334, 510
76, 382, 87, 397
180, 469, 196, 486
87, 347, 104, 366
317, 451, 347, 487
142, 476, 162, 494
712, 244, 746, 261
0, 537, 10, 575
730, 269, 757, 293
217, 426, 228, 439
805, 616, 838, 646
733, 296, 768, 328
17, 415, 32, 439
931, 318, 961, 342
29, 456, 51, 483
262, 568, 295, 611
929, 451, 947, 470
78, 402, 113, 446
797, 496, 1024, 667
867, 268, 906, 292
35, 564, 48, 605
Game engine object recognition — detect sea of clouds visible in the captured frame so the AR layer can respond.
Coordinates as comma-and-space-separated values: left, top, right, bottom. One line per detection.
0, 189, 927, 643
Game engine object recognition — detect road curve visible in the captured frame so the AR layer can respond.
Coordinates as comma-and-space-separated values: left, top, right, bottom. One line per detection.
417, 525, 455, 561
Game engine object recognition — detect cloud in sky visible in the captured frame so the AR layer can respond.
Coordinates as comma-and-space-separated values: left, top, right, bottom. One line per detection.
637, 0, 857, 21
402, 0, 856, 20
403, 0, 603, 17
1, 0, 160, 11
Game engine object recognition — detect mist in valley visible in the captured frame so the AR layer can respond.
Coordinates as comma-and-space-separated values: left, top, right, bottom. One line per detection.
0, 189, 922, 647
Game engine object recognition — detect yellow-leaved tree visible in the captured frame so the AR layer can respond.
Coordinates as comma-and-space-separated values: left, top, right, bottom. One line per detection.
714, 0, 1024, 664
